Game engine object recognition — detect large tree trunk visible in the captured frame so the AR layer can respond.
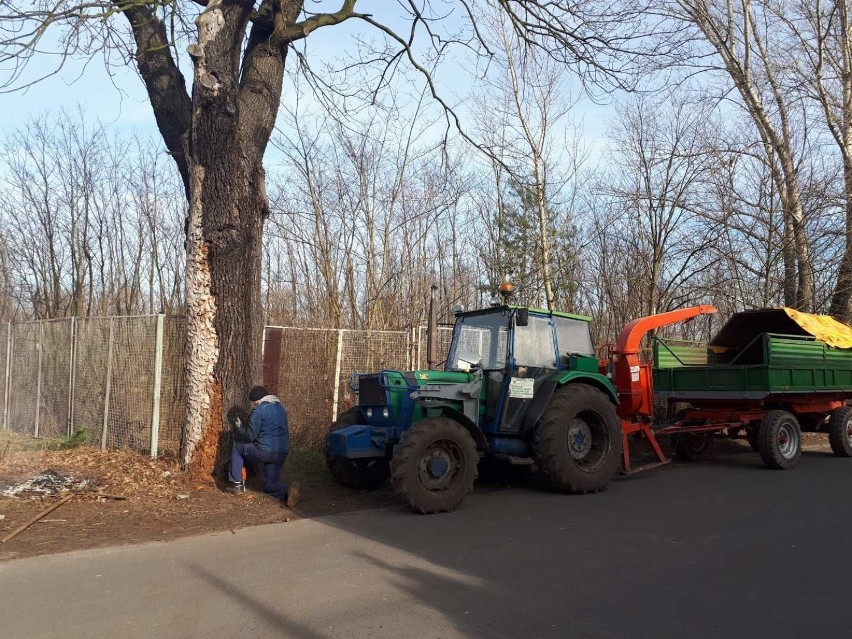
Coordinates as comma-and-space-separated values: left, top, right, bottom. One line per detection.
178, 0, 296, 473
183, 159, 266, 473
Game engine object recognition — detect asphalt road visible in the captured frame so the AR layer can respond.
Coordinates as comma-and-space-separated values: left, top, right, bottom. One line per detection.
2, 447, 851, 639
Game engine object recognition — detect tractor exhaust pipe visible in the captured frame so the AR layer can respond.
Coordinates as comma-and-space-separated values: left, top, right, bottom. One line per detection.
427, 283, 438, 369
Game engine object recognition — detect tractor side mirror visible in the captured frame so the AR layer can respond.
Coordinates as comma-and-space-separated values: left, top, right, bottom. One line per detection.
515, 309, 529, 327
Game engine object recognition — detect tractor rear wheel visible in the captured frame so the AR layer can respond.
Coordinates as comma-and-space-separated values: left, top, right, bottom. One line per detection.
389, 417, 479, 514
532, 384, 621, 494
325, 408, 390, 489
828, 406, 852, 457
758, 410, 802, 470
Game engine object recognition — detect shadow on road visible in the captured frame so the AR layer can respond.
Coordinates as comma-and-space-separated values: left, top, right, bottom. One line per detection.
187, 563, 327, 639
314, 444, 852, 638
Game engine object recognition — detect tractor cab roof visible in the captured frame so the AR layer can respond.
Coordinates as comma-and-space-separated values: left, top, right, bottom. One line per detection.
455, 305, 592, 323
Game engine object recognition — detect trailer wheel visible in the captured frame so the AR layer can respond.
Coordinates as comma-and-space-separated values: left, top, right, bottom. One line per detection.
532, 384, 621, 494
390, 417, 478, 513
828, 406, 852, 457
325, 409, 390, 489
758, 410, 802, 470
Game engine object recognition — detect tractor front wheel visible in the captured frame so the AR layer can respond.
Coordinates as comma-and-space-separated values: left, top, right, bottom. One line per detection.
390, 418, 479, 514
532, 384, 621, 494
325, 408, 390, 489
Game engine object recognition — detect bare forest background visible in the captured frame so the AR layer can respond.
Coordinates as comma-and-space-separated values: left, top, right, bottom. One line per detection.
2, 0, 852, 349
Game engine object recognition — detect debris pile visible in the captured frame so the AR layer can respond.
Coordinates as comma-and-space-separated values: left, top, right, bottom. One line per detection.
0, 447, 184, 498
0, 469, 96, 499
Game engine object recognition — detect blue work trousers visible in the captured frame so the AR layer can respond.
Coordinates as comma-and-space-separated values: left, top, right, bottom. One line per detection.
230, 442, 288, 500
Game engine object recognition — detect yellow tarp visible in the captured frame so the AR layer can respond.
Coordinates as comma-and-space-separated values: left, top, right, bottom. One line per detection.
784, 308, 852, 349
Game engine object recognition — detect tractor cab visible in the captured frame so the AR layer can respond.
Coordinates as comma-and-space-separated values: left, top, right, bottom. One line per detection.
446, 305, 598, 435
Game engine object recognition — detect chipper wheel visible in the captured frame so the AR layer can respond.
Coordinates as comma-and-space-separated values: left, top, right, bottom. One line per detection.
828, 406, 852, 457
758, 410, 802, 470
675, 433, 715, 461
390, 417, 479, 514
531, 384, 621, 494
672, 410, 715, 461
325, 408, 390, 489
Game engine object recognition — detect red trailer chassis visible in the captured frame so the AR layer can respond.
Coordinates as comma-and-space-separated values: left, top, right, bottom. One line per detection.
603, 306, 850, 472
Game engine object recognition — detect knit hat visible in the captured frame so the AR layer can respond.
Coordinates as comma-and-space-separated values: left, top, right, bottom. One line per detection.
248, 385, 269, 401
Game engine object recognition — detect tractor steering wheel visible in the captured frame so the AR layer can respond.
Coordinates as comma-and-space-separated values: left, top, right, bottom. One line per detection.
597, 343, 619, 365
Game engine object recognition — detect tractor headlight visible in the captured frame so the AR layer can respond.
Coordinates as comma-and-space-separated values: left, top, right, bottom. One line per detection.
382, 407, 389, 419
365, 408, 373, 419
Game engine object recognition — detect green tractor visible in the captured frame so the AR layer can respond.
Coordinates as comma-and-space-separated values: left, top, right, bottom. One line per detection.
325, 297, 622, 513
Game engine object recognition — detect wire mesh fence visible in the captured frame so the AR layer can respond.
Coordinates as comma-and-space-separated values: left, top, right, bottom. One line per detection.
105, 317, 157, 452
158, 317, 186, 457
271, 328, 340, 451
413, 326, 455, 370
263, 325, 455, 450
337, 329, 411, 410
3, 315, 173, 456
38, 319, 73, 440
3, 317, 457, 456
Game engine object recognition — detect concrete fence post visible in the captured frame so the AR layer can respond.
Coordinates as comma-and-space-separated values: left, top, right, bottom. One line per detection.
101, 318, 115, 451
331, 329, 345, 421
150, 314, 165, 458
66, 317, 77, 437
34, 323, 43, 438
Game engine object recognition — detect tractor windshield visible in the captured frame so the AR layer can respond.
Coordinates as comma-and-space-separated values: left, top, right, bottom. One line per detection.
448, 312, 509, 371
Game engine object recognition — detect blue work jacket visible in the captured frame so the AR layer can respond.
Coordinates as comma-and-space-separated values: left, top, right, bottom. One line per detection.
245, 395, 289, 453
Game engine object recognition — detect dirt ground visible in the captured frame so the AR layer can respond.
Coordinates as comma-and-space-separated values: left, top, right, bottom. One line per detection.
0, 432, 399, 562
0, 431, 836, 562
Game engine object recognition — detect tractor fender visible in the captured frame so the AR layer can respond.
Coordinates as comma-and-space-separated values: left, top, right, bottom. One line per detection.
438, 406, 489, 451
520, 375, 619, 433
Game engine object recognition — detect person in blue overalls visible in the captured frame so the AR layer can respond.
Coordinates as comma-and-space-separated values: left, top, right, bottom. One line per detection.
227, 385, 299, 508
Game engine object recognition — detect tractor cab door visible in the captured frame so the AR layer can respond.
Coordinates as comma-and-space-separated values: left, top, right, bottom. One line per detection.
496, 315, 558, 434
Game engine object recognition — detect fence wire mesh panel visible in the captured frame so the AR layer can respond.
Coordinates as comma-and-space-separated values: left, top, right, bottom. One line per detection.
5, 317, 438, 454
72, 318, 111, 445
157, 316, 186, 457
275, 328, 339, 450
37, 319, 74, 439
339, 330, 409, 410
105, 317, 157, 452
7, 322, 40, 435
415, 326, 454, 370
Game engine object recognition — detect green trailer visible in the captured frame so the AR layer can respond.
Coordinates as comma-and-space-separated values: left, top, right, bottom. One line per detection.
651, 308, 852, 470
